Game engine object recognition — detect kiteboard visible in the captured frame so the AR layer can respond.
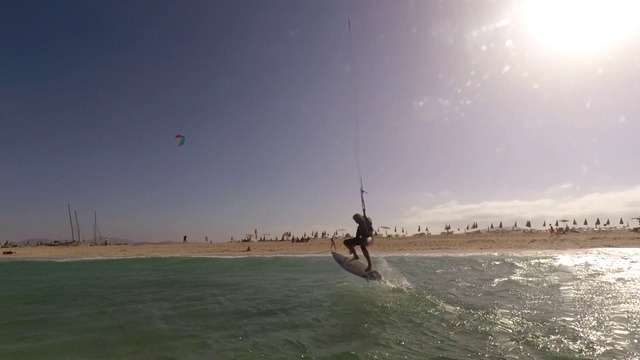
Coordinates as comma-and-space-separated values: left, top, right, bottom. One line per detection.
332, 251, 382, 281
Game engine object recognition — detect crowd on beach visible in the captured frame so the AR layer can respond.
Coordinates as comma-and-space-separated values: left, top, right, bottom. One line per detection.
227, 218, 640, 244
7, 217, 639, 249
1, 237, 130, 248
0, 240, 71, 248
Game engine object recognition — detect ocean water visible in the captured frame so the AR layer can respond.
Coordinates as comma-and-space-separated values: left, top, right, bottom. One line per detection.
1, 249, 640, 359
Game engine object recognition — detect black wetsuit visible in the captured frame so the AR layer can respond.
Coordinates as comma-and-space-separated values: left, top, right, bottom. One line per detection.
343, 220, 371, 248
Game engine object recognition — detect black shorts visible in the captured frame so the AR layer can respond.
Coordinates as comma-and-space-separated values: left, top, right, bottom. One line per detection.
343, 237, 372, 247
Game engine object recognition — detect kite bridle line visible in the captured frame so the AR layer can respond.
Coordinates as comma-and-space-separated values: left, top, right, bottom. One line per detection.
348, 17, 368, 219
360, 179, 368, 220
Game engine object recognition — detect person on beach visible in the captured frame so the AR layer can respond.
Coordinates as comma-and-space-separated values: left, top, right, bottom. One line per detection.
343, 213, 374, 272
330, 237, 336, 251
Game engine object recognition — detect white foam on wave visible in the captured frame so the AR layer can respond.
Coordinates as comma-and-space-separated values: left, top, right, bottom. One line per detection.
379, 251, 548, 258
10, 252, 338, 262
373, 257, 413, 289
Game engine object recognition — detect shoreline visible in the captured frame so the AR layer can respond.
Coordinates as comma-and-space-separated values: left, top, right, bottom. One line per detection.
2, 230, 639, 260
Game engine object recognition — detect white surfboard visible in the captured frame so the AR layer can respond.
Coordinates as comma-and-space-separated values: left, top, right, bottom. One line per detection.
332, 251, 382, 281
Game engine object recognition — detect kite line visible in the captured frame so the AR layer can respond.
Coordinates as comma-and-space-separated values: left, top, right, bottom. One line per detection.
348, 17, 368, 220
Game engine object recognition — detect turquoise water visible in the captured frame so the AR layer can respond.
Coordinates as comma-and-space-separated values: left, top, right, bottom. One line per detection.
1, 249, 639, 359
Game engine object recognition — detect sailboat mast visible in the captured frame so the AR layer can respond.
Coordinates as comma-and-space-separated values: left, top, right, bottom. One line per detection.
68, 203, 75, 242
94, 211, 97, 244
74, 210, 80, 243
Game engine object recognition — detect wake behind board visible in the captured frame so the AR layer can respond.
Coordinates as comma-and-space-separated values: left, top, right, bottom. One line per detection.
332, 251, 382, 281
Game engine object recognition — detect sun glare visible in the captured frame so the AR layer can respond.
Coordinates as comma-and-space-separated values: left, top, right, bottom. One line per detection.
523, 0, 640, 56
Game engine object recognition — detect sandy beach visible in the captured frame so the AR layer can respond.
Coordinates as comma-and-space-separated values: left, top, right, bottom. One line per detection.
2, 229, 640, 260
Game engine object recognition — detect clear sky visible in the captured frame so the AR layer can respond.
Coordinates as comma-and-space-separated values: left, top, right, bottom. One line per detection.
3, 0, 640, 242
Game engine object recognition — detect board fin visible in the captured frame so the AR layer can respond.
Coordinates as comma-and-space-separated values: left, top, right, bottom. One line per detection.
332, 251, 382, 281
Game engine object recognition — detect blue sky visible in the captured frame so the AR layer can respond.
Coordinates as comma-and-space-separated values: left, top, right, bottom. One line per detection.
3, 0, 640, 242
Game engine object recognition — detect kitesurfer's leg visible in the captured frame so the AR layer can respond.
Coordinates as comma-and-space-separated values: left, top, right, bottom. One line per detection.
361, 245, 372, 272
343, 238, 359, 260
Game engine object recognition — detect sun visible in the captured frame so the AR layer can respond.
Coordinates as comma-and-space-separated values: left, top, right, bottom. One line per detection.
522, 0, 640, 56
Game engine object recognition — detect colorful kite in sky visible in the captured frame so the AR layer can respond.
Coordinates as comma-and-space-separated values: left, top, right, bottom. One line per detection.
175, 134, 185, 146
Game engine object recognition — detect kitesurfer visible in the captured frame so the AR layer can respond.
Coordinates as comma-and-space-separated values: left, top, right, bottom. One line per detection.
343, 213, 373, 272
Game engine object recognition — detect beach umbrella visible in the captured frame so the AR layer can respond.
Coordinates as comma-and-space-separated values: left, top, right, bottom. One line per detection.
526, 220, 531, 228
499, 221, 503, 229
619, 217, 624, 225
418, 225, 421, 232
543, 220, 546, 227
572, 219, 577, 225
555, 220, 559, 226
605, 219, 610, 226
632, 217, 640, 226
584, 219, 588, 226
